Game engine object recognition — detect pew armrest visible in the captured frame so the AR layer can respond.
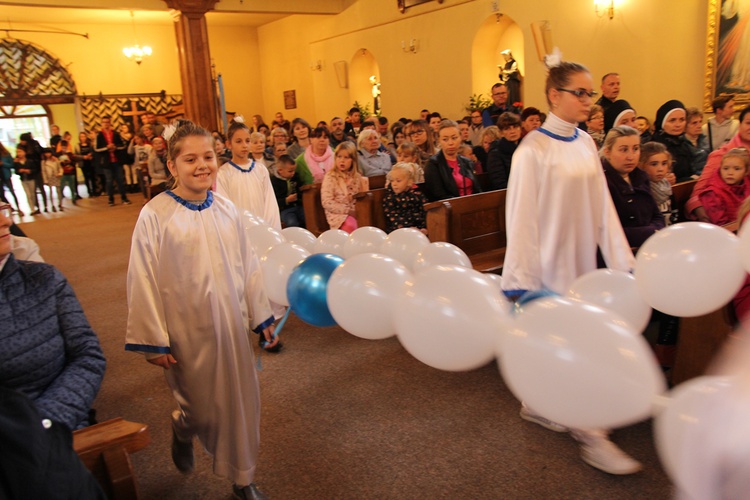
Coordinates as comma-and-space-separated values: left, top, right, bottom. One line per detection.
73, 418, 150, 500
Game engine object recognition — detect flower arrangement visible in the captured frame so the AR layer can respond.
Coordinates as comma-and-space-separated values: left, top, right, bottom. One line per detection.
464, 93, 492, 113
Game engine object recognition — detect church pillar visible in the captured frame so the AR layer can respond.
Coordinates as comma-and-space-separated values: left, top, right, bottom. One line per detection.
163, 0, 219, 131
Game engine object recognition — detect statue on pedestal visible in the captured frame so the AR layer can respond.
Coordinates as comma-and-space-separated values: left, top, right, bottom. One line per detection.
498, 49, 522, 107
370, 75, 381, 114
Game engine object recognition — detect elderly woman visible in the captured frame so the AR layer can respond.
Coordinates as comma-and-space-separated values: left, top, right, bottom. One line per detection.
286, 117, 312, 160
424, 120, 482, 202
295, 126, 334, 185
0, 203, 106, 431
357, 129, 393, 177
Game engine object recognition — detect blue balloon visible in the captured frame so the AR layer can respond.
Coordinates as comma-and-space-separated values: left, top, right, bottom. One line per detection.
286, 253, 344, 327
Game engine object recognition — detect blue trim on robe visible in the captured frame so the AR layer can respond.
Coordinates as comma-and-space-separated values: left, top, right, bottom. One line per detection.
503, 289, 528, 300
252, 315, 275, 334
125, 343, 171, 354
228, 160, 256, 173
537, 127, 579, 142
166, 190, 214, 211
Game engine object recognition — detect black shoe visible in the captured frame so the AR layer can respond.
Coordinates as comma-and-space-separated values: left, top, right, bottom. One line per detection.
232, 484, 268, 500
259, 337, 284, 353
30, 209, 41, 215
108, 201, 115, 207
122, 199, 132, 205
171, 425, 194, 474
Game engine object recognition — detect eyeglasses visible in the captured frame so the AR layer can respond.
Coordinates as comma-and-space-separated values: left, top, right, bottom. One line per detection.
0, 204, 12, 219
556, 88, 598, 101
408, 130, 426, 136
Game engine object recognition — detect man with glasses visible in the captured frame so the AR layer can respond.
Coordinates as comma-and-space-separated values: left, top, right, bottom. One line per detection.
468, 110, 485, 147
94, 116, 131, 207
482, 83, 519, 127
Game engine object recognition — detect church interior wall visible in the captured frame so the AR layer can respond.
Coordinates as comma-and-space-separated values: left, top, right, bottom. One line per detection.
2, 0, 711, 130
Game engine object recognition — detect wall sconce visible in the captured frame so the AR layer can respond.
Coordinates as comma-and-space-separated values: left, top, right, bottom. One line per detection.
122, 11, 152, 64
310, 60, 323, 71
401, 38, 419, 54
594, 0, 616, 20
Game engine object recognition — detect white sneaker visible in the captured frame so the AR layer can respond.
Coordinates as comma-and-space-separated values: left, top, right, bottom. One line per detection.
519, 405, 569, 433
580, 437, 642, 475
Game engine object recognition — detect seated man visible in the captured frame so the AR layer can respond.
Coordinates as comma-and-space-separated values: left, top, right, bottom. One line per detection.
0, 203, 106, 431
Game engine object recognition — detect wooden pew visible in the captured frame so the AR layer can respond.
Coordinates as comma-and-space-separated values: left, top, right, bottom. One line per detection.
424, 189, 507, 273
73, 418, 150, 499
300, 175, 387, 237
354, 188, 388, 232
672, 305, 735, 385
671, 179, 697, 223
299, 183, 329, 236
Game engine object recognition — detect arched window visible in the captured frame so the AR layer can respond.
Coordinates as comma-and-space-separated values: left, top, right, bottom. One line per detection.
0, 39, 76, 152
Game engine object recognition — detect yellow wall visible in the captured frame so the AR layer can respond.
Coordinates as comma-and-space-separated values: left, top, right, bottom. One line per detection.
256, 0, 709, 123
4, 0, 711, 131
207, 24, 265, 122
48, 104, 78, 144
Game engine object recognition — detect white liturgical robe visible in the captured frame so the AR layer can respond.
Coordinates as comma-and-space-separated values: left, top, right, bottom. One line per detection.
215, 160, 282, 230
501, 112, 635, 295
125, 190, 274, 485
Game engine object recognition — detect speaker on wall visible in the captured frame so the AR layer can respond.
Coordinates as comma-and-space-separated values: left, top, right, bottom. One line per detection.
334, 60, 348, 89
530, 21, 553, 61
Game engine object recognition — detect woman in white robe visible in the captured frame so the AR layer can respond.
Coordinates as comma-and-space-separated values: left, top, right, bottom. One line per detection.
501, 61, 641, 476
126, 121, 276, 499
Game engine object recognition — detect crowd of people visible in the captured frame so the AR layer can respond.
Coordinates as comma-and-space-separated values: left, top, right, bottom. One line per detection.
4, 62, 750, 498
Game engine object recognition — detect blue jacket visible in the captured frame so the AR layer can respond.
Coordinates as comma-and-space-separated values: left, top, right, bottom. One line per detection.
0, 255, 106, 430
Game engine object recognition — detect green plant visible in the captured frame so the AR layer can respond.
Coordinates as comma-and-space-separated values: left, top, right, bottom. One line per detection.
465, 93, 492, 113
352, 100, 380, 120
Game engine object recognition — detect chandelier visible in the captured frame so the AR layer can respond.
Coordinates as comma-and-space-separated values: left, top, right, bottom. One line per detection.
122, 11, 152, 64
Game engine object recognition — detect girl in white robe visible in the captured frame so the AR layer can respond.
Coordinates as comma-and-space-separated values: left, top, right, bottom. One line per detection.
501, 61, 641, 476
216, 120, 282, 231
125, 120, 277, 499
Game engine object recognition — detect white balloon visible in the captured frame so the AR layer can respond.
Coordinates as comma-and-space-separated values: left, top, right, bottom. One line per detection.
343, 226, 386, 258
242, 210, 266, 228
394, 265, 511, 371
314, 229, 349, 256
281, 226, 317, 252
259, 243, 311, 306
635, 223, 744, 317
482, 273, 504, 292
567, 269, 652, 333
246, 224, 286, 257
412, 242, 472, 273
328, 253, 411, 340
380, 228, 430, 270
738, 222, 750, 274
499, 295, 665, 429
654, 376, 743, 499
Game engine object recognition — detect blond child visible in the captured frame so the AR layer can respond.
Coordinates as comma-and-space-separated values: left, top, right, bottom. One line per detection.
396, 142, 424, 183
216, 120, 281, 230
699, 147, 750, 226
321, 142, 369, 233
41, 148, 62, 212
639, 142, 674, 225
126, 120, 276, 500
383, 162, 427, 234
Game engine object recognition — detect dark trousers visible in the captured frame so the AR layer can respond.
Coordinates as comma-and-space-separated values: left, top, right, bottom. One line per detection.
103, 164, 128, 202
281, 205, 306, 228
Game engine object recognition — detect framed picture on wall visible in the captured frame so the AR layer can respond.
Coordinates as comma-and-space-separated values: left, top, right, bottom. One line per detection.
705, 0, 750, 111
397, 0, 444, 14
284, 90, 297, 110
